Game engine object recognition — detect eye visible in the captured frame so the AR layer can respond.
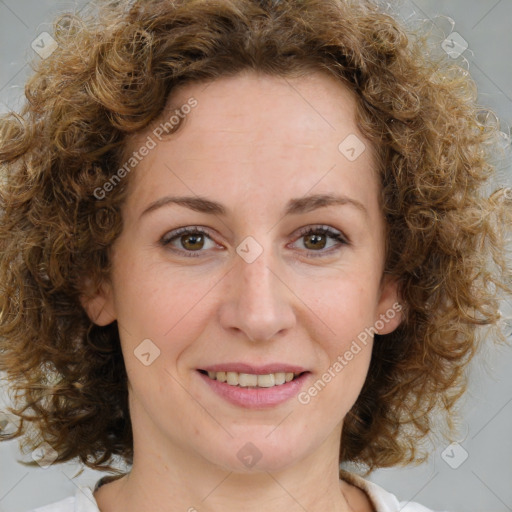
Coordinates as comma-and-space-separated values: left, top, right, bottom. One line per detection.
159, 224, 349, 258
160, 226, 220, 257
290, 225, 349, 257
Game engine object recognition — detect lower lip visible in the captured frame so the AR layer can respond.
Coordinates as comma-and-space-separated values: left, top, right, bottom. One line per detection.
197, 371, 310, 409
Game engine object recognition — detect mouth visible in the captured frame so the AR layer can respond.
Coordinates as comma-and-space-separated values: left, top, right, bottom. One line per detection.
196, 368, 311, 408
197, 369, 307, 388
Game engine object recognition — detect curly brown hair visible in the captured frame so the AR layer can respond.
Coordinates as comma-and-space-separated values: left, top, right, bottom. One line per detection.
0, 0, 510, 475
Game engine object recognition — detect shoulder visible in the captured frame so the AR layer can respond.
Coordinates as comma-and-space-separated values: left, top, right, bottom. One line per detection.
340, 469, 451, 512
25, 485, 100, 512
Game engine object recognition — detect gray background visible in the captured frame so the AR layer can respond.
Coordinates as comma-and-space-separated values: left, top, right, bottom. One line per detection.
0, 1, 511, 511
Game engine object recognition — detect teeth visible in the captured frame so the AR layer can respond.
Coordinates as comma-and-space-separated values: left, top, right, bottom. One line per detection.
204, 370, 302, 387
239, 373, 258, 387
257, 374, 274, 387
275, 373, 286, 385
227, 372, 238, 386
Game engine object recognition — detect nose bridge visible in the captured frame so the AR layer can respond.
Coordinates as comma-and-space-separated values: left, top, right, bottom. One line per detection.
240, 248, 275, 302
220, 238, 295, 342
238, 245, 280, 316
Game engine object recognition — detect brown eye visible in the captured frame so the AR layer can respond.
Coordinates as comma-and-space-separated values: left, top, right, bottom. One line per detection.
291, 225, 349, 257
160, 226, 218, 257
180, 233, 205, 251
303, 232, 328, 250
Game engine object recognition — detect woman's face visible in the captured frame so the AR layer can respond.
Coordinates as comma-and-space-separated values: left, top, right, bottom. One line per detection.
83, 70, 400, 473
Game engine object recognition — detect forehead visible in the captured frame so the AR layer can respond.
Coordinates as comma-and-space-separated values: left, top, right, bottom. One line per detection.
163, 70, 365, 155
121, 70, 380, 220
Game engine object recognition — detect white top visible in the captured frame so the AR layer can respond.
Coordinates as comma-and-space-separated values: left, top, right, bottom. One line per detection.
27, 472, 449, 512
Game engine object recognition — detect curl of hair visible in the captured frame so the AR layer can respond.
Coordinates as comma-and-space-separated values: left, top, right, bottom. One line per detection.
1, 0, 511, 473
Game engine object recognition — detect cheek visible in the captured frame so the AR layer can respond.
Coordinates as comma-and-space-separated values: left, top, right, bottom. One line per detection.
303, 273, 380, 342
111, 254, 216, 358
298, 274, 378, 395
307, 330, 374, 418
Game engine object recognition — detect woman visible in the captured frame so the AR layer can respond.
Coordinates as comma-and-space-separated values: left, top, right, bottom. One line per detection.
0, 1, 510, 511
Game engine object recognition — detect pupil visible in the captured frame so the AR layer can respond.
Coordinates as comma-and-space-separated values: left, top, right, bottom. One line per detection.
305, 234, 325, 250
183, 234, 203, 250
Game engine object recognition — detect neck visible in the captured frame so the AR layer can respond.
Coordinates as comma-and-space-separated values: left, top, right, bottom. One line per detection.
94, 425, 355, 512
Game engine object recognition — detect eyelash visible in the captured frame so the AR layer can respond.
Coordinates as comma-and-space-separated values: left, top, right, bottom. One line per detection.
159, 225, 349, 258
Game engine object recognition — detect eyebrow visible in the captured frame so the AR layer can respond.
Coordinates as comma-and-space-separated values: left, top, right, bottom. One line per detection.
139, 193, 367, 219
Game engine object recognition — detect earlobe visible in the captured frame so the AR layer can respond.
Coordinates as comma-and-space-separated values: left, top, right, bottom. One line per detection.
375, 275, 403, 335
79, 278, 117, 326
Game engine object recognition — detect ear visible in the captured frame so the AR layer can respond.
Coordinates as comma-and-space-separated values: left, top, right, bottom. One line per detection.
374, 274, 403, 335
79, 277, 117, 326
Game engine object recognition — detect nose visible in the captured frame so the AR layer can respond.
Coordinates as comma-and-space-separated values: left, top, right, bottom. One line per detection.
218, 244, 296, 342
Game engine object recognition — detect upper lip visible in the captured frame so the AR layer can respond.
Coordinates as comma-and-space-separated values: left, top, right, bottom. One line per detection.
199, 363, 308, 374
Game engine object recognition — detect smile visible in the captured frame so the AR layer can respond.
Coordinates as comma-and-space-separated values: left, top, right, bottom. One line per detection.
198, 369, 304, 388
197, 369, 311, 408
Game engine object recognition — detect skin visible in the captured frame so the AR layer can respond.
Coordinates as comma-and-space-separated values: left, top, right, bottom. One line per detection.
81, 69, 401, 512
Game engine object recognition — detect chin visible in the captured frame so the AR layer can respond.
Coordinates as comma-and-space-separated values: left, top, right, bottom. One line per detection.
204, 427, 317, 474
